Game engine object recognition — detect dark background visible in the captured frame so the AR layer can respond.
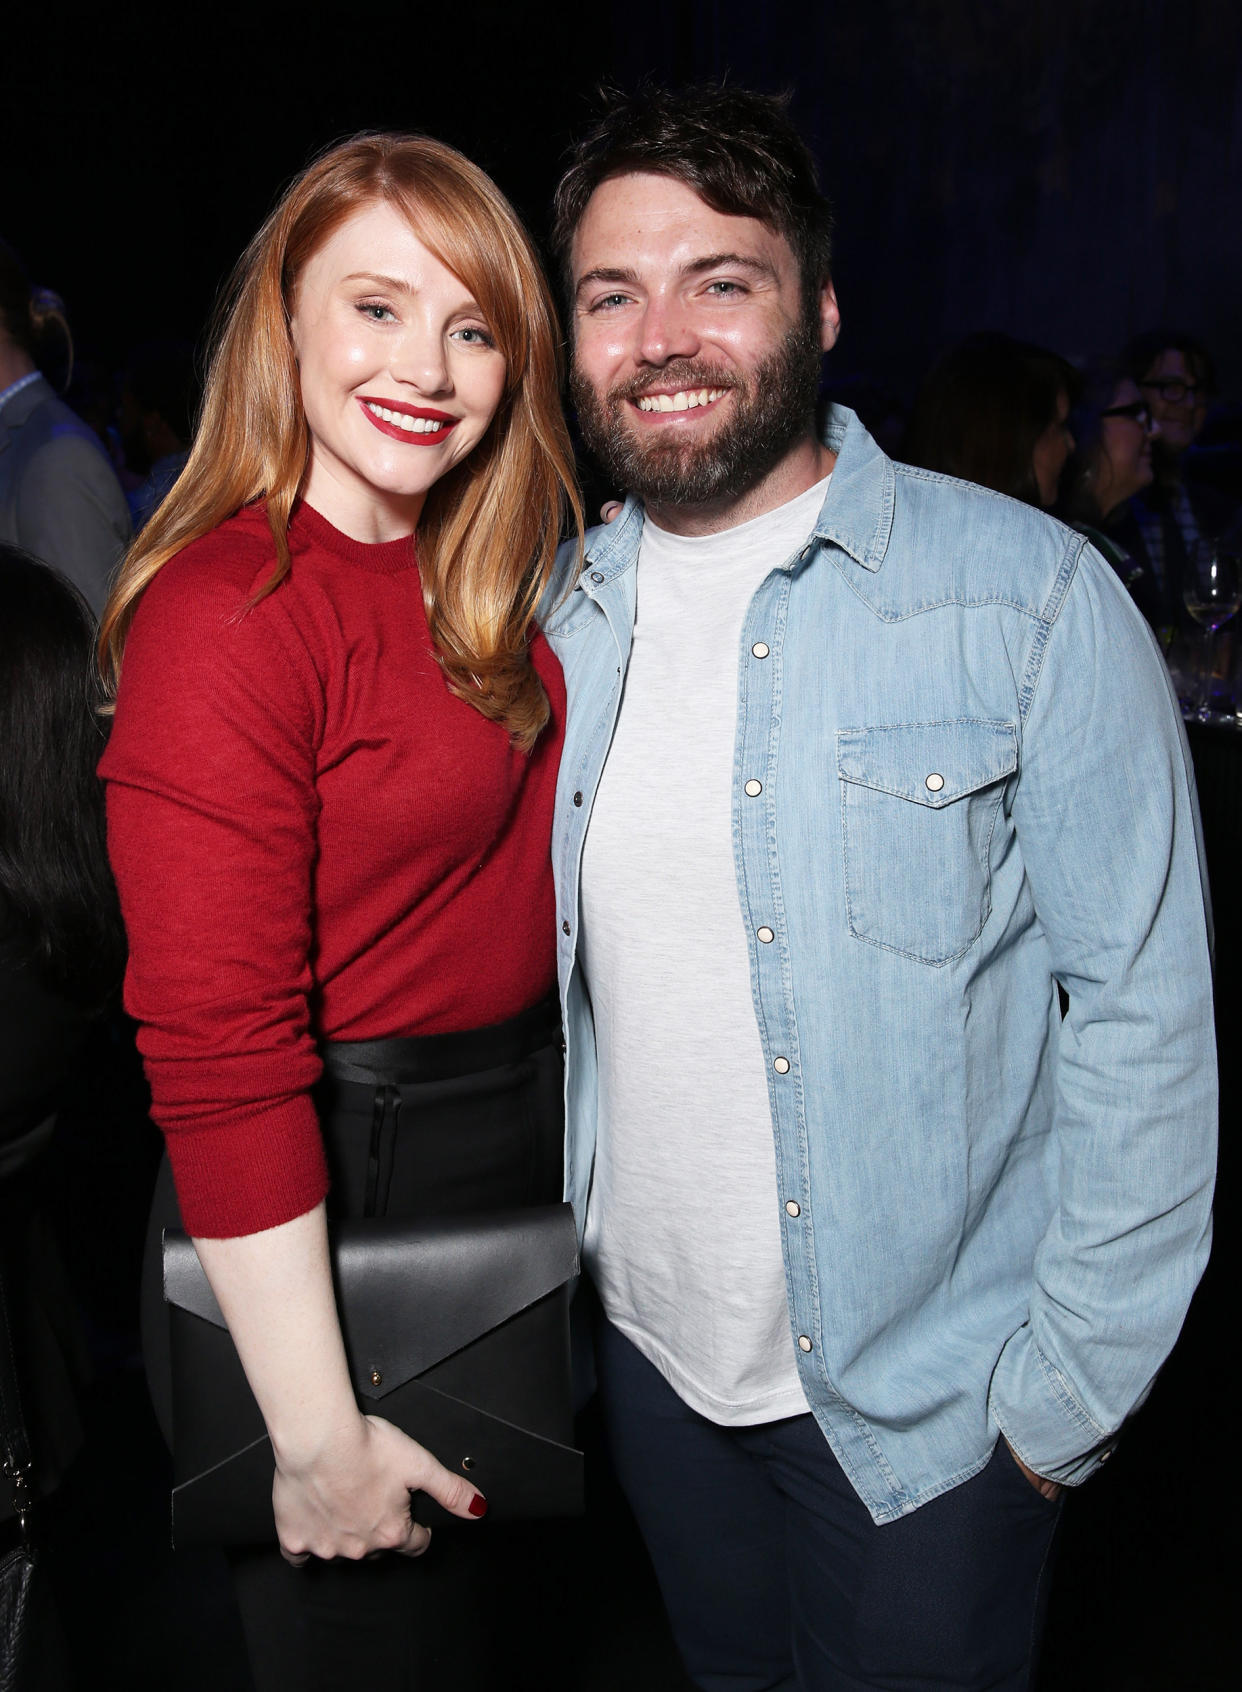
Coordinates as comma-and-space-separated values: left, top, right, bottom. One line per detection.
3, 4, 1236, 1687
3, 0, 1240, 401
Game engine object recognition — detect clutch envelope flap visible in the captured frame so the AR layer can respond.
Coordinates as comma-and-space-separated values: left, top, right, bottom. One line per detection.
163, 1202, 579, 1400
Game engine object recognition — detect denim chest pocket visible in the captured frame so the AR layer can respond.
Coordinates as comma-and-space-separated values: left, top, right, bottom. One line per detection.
836, 720, 1018, 966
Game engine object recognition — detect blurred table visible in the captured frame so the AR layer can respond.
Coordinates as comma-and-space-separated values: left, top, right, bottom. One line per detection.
1184, 718, 1242, 988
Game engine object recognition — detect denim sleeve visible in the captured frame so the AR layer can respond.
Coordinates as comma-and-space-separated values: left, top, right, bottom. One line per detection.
989, 537, 1216, 1485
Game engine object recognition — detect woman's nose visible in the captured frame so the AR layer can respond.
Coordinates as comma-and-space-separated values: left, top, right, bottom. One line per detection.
392, 328, 450, 394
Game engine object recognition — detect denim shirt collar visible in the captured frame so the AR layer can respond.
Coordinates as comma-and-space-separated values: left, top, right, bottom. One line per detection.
578, 405, 895, 587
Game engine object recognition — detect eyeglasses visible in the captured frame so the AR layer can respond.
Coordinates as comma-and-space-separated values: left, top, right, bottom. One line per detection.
1140, 378, 1204, 405
1101, 401, 1153, 429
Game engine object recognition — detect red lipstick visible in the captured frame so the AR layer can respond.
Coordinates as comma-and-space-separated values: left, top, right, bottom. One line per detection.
357, 397, 457, 445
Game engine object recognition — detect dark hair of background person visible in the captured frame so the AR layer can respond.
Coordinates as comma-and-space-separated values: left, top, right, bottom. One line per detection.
0, 544, 125, 1011
1057, 360, 1134, 527
550, 83, 835, 316
902, 333, 1081, 506
1120, 327, 1217, 398
0, 236, 74, 393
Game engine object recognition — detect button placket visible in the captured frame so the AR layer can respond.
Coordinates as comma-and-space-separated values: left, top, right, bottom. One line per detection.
737, 575, 816, 1365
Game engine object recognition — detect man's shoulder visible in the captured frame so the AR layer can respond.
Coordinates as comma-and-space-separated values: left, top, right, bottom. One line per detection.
875, 461, 1085, 619
15, 386, 108, 460
542, 503, 643, 632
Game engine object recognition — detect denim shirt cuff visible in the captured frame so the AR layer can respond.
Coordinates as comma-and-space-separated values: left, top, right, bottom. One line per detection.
989, 1324, 1120, 1486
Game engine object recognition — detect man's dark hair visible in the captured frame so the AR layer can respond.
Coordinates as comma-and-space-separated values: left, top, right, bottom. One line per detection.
0, 237, 73, 391
551, 83, 834, 314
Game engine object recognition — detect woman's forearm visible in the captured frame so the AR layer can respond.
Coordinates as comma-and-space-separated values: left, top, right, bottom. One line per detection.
192, 1201, 362, 1464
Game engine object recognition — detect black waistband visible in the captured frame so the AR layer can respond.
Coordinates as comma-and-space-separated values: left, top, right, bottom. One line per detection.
319, 991, 562, 1087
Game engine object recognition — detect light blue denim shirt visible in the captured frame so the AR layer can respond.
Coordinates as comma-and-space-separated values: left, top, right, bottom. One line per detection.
545, 406, 1216, 1524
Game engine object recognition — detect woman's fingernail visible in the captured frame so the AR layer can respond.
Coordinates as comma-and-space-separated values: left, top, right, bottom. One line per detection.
468, 1493, 488, 1518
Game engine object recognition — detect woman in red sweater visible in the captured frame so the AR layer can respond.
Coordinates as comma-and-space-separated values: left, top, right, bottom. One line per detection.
98, 135, 581, 1689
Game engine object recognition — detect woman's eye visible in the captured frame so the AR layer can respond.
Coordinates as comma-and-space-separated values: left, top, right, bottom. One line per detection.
453, 326, 496, 347
358, 301, 396, 322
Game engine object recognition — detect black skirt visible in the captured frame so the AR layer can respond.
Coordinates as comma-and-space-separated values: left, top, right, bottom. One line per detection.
140, 993, 567, 1692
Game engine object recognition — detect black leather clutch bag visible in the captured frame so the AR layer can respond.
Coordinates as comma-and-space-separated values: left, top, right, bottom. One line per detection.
163, 1202, 583, 1547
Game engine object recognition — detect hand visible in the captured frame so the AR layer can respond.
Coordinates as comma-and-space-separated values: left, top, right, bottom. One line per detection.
1006, 1441, 1063, 1503
273, 1412, 486, 1565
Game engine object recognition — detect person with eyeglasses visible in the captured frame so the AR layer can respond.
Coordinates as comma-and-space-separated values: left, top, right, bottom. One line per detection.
1119, 331, 1239, 619
1056, 364, 1172, 630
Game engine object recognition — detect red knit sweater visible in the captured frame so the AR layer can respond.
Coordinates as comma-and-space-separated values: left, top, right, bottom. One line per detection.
101, 502, 565, 1238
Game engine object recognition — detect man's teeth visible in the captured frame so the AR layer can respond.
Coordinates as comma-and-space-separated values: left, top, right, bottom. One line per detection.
365, 403, 449, 433
636, 387, 728, 413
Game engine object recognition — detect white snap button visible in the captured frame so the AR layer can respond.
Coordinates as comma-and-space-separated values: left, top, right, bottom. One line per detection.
798, 1335, 813, 1352
785, 1200, 801, 1217
744, 779, 763, 797
757, 927, 774, 943
773, 1056, 791, 1074
751, 642, 770, 659
925, 772, 945, 792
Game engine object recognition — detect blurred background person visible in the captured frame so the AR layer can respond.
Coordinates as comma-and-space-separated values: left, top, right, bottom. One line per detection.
1057, 364, 1167, 630
1122, 329, 1239, 584
118, 338, 197, 532
0, 543, 126, 1668
0, 240, 131, 619
902, 331, 1080, 507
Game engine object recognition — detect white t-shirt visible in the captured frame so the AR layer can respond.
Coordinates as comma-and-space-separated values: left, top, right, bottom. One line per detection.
580, 475, 831, 1424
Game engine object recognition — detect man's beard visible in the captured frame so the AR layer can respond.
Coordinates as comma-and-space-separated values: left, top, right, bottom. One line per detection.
570, 312, 824, 510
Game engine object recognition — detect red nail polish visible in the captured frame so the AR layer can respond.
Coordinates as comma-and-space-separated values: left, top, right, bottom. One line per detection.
468, 1493, 488, 1518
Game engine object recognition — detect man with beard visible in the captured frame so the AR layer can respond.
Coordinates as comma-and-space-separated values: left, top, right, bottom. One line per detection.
543, 86, 1215, 1691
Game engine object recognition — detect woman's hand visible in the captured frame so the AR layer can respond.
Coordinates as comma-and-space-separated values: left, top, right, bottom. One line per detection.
192, 1203, 486, 1564
274, 1413, 486, 1565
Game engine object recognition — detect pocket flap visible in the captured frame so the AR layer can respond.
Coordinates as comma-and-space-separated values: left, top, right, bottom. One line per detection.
836, 721, 1017, 809
163, 1202, 580, 1399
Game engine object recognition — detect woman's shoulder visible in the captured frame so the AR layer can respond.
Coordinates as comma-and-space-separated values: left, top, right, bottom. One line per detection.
120, 508, 323, 717
141, 504, 284, 615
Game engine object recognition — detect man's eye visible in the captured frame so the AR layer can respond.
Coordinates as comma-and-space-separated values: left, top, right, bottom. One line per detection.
705, 280, 744, 297
590, 293, 632, 312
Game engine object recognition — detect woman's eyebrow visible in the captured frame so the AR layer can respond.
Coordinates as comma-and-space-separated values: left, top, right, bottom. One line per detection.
342, 271, 416, 292
341, 272, 485, 313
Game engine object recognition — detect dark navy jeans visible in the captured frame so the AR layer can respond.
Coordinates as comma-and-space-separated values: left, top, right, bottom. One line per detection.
594, 1318, 1063, 1692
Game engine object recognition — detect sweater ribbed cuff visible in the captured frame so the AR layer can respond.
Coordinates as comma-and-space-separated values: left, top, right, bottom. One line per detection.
165, 1095, 329, 1239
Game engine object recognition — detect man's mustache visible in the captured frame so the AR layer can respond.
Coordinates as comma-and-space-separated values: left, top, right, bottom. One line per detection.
608, 363, 740, 404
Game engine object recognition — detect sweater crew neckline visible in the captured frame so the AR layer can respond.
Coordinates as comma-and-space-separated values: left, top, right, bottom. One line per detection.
291, 501, 419, 575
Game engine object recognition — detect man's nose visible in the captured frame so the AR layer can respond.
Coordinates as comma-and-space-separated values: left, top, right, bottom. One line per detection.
636, 298, 699, 366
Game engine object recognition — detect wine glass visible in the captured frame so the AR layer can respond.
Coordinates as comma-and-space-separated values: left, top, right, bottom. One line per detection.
1182, 541, 1242, 721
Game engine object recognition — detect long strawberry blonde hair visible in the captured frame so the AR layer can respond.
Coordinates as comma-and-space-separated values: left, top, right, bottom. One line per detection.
99, 134, 581, 751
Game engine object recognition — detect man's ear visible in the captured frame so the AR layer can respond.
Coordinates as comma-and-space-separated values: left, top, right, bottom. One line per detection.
818, 280, 841, 354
